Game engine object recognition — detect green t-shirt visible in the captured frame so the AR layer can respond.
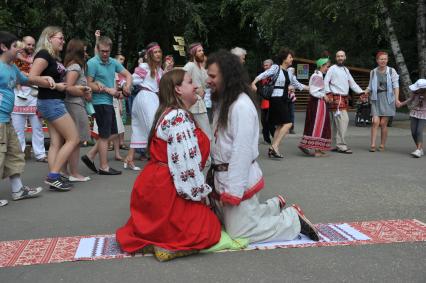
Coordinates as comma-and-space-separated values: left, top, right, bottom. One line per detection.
86, 55, 124, 105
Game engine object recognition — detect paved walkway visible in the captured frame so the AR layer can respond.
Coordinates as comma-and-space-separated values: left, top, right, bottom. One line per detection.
0, 112, 424, 283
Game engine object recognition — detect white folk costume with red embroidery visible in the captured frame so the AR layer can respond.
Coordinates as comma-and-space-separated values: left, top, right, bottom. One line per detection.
211, 93, 301, 243
130, 63, 163, 149
11, 85, 46, 160
299, 70, 332, 151
183, 61, 212, 140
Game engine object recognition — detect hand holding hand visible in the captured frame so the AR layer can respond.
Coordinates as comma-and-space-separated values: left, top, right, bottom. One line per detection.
396, 100, 402, 108
43, 76, 56, 89
55, 82, 67, 92
95, 81, 105, 92
107, 88, 118, 97
123, 85, 131, 96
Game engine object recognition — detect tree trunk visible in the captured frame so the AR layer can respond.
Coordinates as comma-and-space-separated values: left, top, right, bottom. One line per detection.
418, 0, 426, 78
379, 0, 412, 97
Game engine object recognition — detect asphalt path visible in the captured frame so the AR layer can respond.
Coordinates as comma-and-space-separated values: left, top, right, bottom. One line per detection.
0, 112, 425, 283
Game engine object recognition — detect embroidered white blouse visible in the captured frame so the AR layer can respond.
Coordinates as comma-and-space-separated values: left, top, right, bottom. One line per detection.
132, 63, 163, 93
309, 70, 326, 98
211, 93, 264, 205
156, 109, 212, 201
255, 64, 306, 98
324, 65, 363, 95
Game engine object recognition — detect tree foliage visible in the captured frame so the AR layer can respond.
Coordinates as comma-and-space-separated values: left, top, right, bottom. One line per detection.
0, 0, 420, 79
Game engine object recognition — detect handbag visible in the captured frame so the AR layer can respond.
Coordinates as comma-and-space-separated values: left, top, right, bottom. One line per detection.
259, 67, 280, 100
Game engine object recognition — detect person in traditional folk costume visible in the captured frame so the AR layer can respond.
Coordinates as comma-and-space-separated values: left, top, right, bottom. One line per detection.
299, 57, 332, 157
206, 50, 319, 244
123, 42, 163, 171
117, 69, 237, 261
324, 50, 363, 154
11, 36, 47, 162
183, 42, 211, 140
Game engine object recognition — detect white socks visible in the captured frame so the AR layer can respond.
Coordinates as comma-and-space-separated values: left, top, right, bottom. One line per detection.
9, 175, 23, 193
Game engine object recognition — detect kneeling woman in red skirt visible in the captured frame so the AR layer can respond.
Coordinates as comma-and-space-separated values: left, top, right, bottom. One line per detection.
116, 69, 221, 261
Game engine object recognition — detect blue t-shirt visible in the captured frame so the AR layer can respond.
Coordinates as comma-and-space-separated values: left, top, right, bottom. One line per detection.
0, 61, 28, 122
86, 55, 124, 105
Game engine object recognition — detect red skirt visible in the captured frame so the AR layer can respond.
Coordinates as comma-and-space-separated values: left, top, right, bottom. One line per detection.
116, 130, 221, 253
299, 96, 332, 151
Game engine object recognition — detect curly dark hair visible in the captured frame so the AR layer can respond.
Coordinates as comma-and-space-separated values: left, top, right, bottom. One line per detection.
275, 47, 294, 65
206, 49, 255, 130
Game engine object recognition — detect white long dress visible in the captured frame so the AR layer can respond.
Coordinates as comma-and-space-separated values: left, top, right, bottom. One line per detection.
130, 63, 163, 149
211, 93, 301, 243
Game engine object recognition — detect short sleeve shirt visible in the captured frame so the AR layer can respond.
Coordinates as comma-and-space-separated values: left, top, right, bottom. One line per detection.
65, 64, 87, 106
0, 61, 28, 122
33, 49, 66, 100
86, 55, 124, 105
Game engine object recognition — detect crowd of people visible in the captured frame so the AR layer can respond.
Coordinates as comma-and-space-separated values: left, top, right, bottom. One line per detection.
0, 26, 425, 261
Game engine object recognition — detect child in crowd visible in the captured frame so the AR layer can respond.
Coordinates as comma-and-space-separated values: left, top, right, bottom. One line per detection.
0, 31, 54, 206
397, 79, 426, 158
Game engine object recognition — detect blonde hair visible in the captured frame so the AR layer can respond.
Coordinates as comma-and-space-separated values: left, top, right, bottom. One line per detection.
35, 26, 63, 60
16, 41, 25, 49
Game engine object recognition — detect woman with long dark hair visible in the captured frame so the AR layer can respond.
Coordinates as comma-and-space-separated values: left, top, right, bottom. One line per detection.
116, 69, 221, 261
251, 48, 308, 158
63, 39, 92, 181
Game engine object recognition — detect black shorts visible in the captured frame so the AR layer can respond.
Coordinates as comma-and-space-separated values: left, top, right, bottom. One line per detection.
93, 104, 117, 139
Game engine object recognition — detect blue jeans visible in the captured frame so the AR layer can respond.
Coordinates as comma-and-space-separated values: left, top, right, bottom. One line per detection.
37, 99, 67, 122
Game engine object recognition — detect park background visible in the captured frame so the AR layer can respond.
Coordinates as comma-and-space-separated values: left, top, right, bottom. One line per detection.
1, 0, 425, 97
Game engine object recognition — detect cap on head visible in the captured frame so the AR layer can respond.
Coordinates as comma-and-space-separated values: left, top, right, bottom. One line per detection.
409, 79, 426, 92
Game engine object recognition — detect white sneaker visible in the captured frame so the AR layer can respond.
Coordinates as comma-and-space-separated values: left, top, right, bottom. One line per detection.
0, 199, 8, 207
411, 149, 423, 158
12, 186, 43, 201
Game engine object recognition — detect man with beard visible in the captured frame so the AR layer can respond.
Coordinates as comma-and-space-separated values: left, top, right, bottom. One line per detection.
183, 42, 211, 139
324, 50, 363, 154
206, 50, 319, 244
11, 36, 48, 162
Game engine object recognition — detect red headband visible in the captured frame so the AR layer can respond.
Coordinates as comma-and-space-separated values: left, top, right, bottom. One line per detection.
148, 45, 160, 53
190, 44, 202, 55
376, 51, 388, 59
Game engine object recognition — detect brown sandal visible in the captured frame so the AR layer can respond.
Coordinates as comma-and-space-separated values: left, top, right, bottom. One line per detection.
369, 146, 376, 152
378, 145, 385, 152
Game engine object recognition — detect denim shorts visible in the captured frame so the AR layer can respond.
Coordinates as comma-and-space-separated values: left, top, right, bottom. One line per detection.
37, 99, 67, 122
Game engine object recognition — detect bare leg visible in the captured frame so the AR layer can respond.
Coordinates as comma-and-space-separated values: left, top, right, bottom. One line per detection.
98, 134, 117, 170
271, 123, 292, 154
68, 145, 86, 179
379, 117, 389, 149
370, 116, 379, 148
48, 114, 80, 173
113, 136, 122, 160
